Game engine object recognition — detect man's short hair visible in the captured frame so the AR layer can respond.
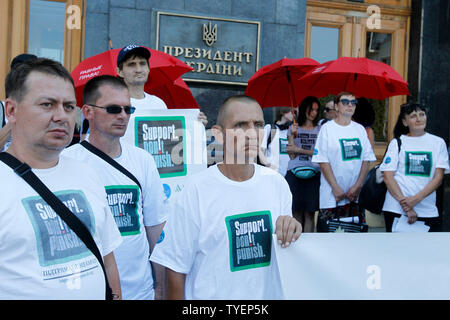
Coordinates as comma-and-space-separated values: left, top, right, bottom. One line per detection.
5, 58, 74, 101
216, 95, 260, 127
10, 53, 38, 69
83, 75, 128, 105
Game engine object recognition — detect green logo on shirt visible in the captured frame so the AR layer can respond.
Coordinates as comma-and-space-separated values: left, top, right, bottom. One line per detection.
279, 138, 288, 154
225, 211, 273, 272
339, 138, 362, 161
105, 185, 141, 236
405, 151, 432, 177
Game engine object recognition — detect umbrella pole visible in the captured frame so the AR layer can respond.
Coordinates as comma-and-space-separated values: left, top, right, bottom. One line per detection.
285, 67, 297, 124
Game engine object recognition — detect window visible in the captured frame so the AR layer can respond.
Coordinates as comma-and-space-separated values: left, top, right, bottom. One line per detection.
310, 26, 339, 63
366, 32, 392, 142
28, 0, 66, 63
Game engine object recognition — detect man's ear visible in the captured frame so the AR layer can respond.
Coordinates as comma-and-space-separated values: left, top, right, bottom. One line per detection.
116, 67, 122, 78
82, 104, 94, 121
4, 98, 18, 124
211, 124, 224, 145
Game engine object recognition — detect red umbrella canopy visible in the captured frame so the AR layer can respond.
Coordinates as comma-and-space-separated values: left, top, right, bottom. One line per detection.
148, 78, 199, 109
71, 48, 193, 107
297, 57, 410, 100
244, 57, 319, 108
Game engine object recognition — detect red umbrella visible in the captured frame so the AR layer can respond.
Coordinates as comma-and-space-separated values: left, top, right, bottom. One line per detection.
148, 78, 199, 109
297, 57, 410, 100
244, 57, 320, 109
71, 48, 193, 107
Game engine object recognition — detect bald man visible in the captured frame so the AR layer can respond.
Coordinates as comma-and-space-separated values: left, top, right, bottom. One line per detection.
150, 94, 301, 300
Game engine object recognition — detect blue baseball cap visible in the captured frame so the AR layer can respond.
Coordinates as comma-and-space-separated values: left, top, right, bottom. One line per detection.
117, 45, 151, 66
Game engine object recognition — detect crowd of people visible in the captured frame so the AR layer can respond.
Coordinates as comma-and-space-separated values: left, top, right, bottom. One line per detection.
0, 46, 448, 300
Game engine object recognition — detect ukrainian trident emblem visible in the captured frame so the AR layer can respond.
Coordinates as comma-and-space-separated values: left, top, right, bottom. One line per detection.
202, 22, 217, 47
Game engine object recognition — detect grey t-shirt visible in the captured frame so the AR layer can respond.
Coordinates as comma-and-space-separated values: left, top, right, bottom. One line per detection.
287, 125, 321, 171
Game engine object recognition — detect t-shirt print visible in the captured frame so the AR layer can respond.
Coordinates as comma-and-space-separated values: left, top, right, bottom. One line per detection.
225, 211, 273, 272
297, 132, 317, 161
339, 138, 362, 161
21, 190, 95, 270
105, 185, 140, 236
405, 151, 432, 177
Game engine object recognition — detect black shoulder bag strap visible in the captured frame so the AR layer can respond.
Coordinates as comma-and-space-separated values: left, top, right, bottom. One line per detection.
0, 152, 113, 300
80, 140, 141, 191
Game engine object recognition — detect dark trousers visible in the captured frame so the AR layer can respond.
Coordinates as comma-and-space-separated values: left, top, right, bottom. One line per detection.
383, 211, 442, 232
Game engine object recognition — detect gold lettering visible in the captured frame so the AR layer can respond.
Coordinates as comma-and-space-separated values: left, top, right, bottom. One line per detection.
202, 49, 212, 60
163, 45, 173, 55
223, 51, 232, 62
197, 62, 207, 73
233, 65, 242, 76
194, 48, 201, 59
243, 52, 253, 63
206, 63, 215, 74
213, 50, 223, 61
233, 52, 243, 63
174, 47, 184, 57
185, 48, 193, 58
222, 64, 232, 75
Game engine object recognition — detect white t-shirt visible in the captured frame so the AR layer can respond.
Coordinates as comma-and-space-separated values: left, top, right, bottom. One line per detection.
62, 141, 167, 299
122, 93, 168, 145
312, 120, 376, 209
262, 124, 290, 176
0, 156, 122, 300
380, 133, 449, 218
150, 164, 292, 300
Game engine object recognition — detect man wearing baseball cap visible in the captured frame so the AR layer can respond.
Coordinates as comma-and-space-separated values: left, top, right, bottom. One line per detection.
116, 44, 208, 125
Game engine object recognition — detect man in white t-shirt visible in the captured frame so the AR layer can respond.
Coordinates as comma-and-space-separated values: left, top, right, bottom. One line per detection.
0, 58, 122, 299
62, 75, 167, 299
150, 95, 302, 300
116, 45, 208, 132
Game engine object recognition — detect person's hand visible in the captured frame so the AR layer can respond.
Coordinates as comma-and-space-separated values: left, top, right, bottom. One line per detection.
332, 186, 346, 203
275, 215, 302, 248
406, 209, 418, 224
346, 184, 362, 202
197, 111, 208, 127
286, 144, 299, 154
400, 195, 420, 213
290, 123, 299, 136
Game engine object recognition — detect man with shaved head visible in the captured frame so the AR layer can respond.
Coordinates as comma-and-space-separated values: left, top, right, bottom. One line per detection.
151, 94, 301, 300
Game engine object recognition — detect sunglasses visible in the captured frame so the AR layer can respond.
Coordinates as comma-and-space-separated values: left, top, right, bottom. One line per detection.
324, 107, 334, 112
88, 104, 136, 114
339, 99, 357, 106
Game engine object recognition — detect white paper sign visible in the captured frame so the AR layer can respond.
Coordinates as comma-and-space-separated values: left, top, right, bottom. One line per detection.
274, 233, 450, 300
121, 109, 207, 203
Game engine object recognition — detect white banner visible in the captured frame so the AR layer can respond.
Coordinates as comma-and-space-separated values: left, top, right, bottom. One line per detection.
121, 109, 207, 203
274, 233, 450, 300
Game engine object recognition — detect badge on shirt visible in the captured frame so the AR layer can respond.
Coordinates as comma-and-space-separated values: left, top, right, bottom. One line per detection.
339, 138, 362, 161
225, 211, 273, 272
279, 138, 288, 154
105, 185, 141, 236
405, 151, 432, 177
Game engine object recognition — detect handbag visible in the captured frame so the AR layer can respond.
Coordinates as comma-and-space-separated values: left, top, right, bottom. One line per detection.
327, 215, 369, 233
291, 166, 319, 179
0, 152, 114, 300
359, 137, 402, 214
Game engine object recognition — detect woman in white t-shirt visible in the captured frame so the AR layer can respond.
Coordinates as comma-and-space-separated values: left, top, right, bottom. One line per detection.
380, 102, 449, 232
312, 92, 376, 232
